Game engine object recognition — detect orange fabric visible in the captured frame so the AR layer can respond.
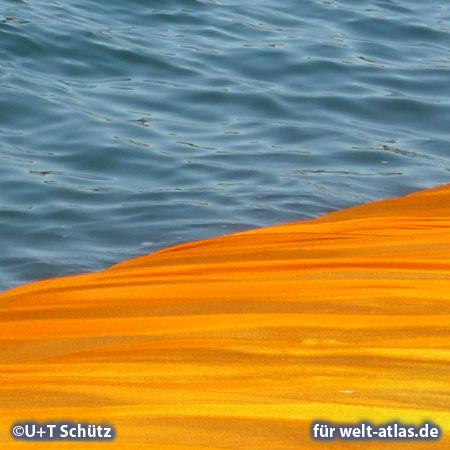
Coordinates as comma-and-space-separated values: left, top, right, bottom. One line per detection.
1, 183, 450, 449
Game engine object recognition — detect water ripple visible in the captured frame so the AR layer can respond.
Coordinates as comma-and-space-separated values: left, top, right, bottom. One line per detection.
0, 0, 449, 290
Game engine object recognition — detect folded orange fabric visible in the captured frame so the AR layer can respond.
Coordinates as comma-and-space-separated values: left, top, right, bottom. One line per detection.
1, 183, 449, 449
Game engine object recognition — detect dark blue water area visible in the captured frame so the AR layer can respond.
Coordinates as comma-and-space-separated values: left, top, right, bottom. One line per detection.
0, 0, 449, 291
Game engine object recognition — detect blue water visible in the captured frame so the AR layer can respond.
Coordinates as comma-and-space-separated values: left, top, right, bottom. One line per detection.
1, 0, 449, 292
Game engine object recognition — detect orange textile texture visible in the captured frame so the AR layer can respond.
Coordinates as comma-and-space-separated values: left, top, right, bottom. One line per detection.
0, 183, 450, 449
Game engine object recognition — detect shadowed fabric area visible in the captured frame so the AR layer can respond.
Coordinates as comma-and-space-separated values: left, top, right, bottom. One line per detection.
0, 183, 450, 449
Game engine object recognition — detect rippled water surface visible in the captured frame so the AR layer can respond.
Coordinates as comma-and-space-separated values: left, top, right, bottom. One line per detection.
1, 0, 449, 291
